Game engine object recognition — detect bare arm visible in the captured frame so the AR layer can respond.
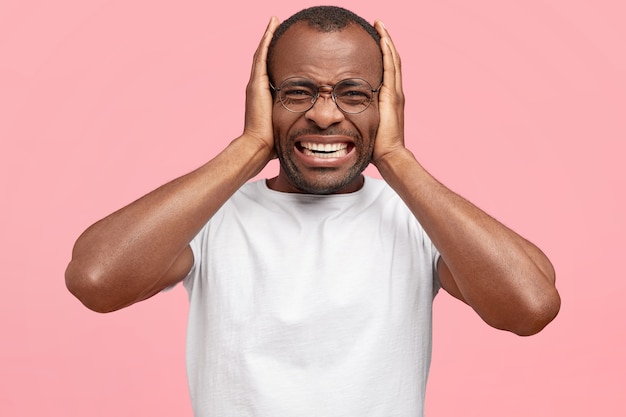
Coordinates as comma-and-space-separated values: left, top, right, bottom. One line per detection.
65, 17, 280, 313
372, 21, 560, 336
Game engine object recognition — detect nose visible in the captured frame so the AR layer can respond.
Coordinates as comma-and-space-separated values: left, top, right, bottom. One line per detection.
304, 92, 345, 129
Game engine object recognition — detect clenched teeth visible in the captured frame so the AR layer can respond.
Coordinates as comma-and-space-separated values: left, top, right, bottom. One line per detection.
300, 142, 348, 152
299, 142, 349, 158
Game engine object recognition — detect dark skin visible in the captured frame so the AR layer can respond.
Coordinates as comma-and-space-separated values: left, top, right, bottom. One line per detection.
66, 17, 560, 335
267, 22, 381, 194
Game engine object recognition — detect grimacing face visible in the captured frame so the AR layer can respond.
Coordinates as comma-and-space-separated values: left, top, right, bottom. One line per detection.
268, 22, 383, 194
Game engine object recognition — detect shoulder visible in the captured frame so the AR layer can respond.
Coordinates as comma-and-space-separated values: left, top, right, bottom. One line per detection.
361, 176, 405, 207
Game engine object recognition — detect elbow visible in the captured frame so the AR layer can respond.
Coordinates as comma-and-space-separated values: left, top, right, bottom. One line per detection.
507, 288, 561, 336
65, 261, 125, 313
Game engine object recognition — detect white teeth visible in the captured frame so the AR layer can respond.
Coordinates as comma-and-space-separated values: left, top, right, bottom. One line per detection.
302, 148, 348, 158
299, 142, 349, 158
300, 142, 348, 152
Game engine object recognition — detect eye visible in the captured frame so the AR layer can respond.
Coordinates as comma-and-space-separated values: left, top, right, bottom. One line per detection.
279, 78, 316, 103
336, 88, 371, 105
335, 80, 373, 104
283, 88, 314, 98
343, 89, 370, 98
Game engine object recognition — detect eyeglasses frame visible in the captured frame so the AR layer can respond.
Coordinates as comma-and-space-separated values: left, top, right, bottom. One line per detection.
269, 76, 384, 114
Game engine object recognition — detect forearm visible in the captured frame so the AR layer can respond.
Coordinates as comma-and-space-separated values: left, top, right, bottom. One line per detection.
66, 135, 272, 312
375, 148, 560, 334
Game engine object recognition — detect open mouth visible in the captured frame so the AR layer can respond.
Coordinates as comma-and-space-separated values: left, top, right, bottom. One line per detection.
297, 141, 351, 159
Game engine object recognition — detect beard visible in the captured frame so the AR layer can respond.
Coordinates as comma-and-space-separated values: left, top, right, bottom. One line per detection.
275, 127, 376, 194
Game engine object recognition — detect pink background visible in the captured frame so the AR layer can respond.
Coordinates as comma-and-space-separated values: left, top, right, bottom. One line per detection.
1, 1, 624, 415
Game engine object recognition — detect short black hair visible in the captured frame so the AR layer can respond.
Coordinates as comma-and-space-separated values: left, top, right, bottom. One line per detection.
267, 6, 382, 81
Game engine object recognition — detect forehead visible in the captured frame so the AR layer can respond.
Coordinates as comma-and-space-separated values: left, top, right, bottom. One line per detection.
270, 22, 382, 85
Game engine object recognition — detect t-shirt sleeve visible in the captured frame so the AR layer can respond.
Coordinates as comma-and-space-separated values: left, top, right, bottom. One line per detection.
430, 240, 442, 297
183, 225, 206, 292
160, 229, 204, 293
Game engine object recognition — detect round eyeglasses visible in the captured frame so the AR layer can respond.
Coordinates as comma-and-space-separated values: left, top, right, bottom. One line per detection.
270, 77, 382, 114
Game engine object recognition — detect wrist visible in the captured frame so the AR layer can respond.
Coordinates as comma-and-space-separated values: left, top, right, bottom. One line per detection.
373, 146, 415, 174
230, 134, 275, 178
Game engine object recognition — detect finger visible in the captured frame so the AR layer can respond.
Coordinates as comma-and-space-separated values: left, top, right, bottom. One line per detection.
250, 16, 279, 82
375, 20, 403, 94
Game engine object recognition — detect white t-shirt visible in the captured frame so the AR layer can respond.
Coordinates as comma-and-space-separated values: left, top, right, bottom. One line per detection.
184, 177, 440, 417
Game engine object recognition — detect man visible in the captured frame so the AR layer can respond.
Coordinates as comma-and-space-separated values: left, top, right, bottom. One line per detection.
66, 6, 560, 416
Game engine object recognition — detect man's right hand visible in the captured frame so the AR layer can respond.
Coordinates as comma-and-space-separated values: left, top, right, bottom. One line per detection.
242, 16, 280, 161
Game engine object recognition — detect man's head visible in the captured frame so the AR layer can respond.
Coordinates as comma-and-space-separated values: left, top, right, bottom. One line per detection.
267, 6, 382, 83
267, 6, 384, 195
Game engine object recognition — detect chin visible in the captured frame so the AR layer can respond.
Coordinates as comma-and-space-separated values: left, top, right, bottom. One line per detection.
288, 169, 365, 195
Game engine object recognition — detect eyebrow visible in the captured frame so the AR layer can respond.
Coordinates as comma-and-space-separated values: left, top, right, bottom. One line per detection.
283, 78, 316, 87
337, 79, 362, 87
